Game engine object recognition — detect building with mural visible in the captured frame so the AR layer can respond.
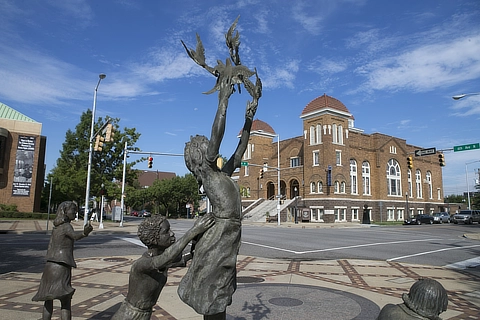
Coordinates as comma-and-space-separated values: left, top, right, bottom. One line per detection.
233, 94, 445, 223
0, 103, 46, 212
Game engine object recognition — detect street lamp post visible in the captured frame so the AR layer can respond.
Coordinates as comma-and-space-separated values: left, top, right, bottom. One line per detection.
405, 192, 409, 220
276, 134, 281, 226
120, 141, 128, 227
465, 160, 480, 210
46, 178, 52, 232
294, 186, 298, 224
84, 73, 106, 226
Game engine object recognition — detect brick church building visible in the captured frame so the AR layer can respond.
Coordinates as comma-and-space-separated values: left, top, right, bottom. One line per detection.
232, 94, 445, 223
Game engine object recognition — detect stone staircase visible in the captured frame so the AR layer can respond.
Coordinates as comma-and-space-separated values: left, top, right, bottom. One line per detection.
242, 198, 298, 222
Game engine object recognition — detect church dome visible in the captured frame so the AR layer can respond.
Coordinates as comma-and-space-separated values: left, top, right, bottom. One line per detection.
301, 93, 351, 117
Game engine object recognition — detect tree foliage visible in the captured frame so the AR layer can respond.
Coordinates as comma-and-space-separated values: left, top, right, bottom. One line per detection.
444, 194, 466, 204
125, 174, 200, 217
45, 110, 142, 208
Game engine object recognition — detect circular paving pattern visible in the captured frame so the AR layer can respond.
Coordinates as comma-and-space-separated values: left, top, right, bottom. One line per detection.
226, 283, 380, 320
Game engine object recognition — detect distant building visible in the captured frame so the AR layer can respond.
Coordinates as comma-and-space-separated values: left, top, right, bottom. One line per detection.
0, 102, 46, 212
233, 94, 445, 223
136, 170, 176, 188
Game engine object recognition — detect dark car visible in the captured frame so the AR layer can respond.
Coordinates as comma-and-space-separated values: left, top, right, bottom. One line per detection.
404, 214, 434, 225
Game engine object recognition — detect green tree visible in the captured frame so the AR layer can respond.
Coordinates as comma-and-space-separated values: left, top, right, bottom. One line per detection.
147, 174, 200, 217
47, 110, 142, 208
444, 194, 466, 204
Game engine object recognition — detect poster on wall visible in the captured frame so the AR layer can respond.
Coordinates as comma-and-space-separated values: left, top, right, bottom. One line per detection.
12, 136, 36, 197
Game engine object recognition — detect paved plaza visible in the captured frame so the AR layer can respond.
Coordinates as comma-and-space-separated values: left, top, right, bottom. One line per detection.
1, 220, 479, 319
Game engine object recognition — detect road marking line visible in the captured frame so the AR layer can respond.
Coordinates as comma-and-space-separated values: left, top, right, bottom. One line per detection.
445, 257, 480, 269
119, 237, 145, 247
387, 244, 480, 262
242, 238, 442, 255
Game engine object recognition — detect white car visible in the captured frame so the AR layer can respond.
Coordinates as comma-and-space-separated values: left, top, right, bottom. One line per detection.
432, 212, 450, 224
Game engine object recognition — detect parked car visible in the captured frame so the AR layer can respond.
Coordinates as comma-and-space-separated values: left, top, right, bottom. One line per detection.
452, 210, 480, 224
432, 212, 451, 224
131, 211, 139, 217
404, 214, 434, 225
141, 210, 151, 218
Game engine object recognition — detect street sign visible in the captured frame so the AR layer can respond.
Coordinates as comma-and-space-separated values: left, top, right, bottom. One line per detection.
453, 143, 480, 152
414, 147, 436, 157
241, 161, 248, 166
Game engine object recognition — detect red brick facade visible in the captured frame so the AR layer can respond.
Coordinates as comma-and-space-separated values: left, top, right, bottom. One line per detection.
0, 112, 46, 212
233, 94, 445, 223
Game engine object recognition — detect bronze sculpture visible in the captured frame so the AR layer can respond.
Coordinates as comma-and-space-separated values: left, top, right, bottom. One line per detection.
32, 201, 93, 320
377, 278, 448, 319
178, 16, 262, 320
111, 214, 214, 320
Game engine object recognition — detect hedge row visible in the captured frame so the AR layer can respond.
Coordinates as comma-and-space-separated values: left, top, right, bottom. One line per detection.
0, 211, 54, 219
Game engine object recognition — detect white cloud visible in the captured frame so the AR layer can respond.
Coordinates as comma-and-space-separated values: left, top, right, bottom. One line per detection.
357, 34, 480, 93
260, 59, 300, 90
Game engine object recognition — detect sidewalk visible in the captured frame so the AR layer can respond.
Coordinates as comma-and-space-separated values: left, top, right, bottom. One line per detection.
0, 219, 479, 319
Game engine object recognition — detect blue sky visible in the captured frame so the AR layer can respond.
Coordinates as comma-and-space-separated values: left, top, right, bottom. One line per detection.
0, 0, 479, 196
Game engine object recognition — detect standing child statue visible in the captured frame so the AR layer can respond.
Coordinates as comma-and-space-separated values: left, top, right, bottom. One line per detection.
111, 214, 215, 320
178, 16, 262, 320
32, 201, 93, 320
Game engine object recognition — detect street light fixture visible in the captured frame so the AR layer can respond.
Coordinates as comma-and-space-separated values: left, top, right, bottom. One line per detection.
452, 93, 480, 100
84, 73, 106, 226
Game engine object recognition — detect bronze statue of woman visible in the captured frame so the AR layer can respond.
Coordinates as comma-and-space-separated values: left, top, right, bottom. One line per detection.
178, 16, 262, 320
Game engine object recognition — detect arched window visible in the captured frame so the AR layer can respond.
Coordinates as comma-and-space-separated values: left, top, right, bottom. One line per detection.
362, 161, 371, 195
340, 181, 346, 193
310, 181, 316, 193
309, 126, 315, 145
426, 171, 433, 199
309, 124, 322, 145
316, 124, 322, 144
386, 159, 402, 196
416, 169, 423, 198
334, 181, 339, 193
317, 181, 323, 193
350, 159, 358, 194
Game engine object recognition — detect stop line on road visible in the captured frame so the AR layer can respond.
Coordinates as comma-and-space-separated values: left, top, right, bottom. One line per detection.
241, 238, 444, 255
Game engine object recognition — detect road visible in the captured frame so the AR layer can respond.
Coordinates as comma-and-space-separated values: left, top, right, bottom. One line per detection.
1, 218, 479, 274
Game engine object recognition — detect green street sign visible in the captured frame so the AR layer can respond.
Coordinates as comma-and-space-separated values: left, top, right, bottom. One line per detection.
241, 161, 248, 166
453, 143, 480, 152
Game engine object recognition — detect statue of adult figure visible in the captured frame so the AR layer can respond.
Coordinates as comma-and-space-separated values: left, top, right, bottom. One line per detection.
178, 17, 262, 320
32, 201, 93, 320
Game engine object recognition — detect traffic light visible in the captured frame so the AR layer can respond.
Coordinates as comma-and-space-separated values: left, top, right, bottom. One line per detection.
259, 169, 264, 179
148, 156, 153, 168
407, 156, 413, 169
438, 153, 446, 167
105, 123, 115, 142
94, 135, 105, 151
